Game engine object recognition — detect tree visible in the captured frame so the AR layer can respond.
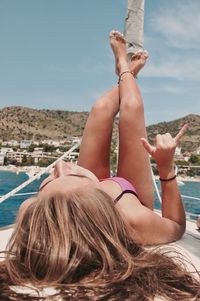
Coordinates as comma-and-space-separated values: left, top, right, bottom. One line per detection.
22, 154, 27, 165
21, 155, 35, 166
26, 157, 35, 166
42, 144, 56, 153
186, 169, 196, 177
38, 157, 55, 167
175, 160, 189, 166
189, 154, 200, 165
28, 144, 36, 152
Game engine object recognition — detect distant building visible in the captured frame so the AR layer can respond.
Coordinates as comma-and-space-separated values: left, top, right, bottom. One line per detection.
4, 140, 19, 147
41, 140, 60, 147
20, 140, 33, 149
7, 151, 31, 164
195, 147, 200, 155
59, 139, 68, 145
72, 137, 81, 143
174, 147, 185, 160
0, 147, 14, 154
66, 137, 80, 143
33, 147, 44, 154
65, 151, 79, 162
0, 153, 5, 165
175, 147, 181, 156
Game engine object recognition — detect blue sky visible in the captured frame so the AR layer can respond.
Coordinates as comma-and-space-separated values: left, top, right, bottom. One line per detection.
0, 0, 199, 125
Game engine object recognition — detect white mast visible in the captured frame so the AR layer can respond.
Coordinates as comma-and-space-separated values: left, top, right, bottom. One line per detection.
124, 0, 145, 62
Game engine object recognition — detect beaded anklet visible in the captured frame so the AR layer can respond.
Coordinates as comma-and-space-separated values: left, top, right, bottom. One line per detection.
118, 71, 135, 85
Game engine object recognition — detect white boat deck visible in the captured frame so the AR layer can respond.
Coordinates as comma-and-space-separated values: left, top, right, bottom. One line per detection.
0, 226, 14, 256
171, 220, 200, 271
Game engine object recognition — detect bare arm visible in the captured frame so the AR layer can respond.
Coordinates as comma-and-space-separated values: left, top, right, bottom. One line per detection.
158, 164, 185, 234
131, 125, 187, 245
127, 201, 185, 245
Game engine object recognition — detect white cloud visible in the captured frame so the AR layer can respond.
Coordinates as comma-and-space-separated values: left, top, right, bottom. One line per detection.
142, 55, 200, 81
149, 0, 200, 50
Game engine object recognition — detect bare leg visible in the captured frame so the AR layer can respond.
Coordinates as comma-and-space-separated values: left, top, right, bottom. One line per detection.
77, 51, 147, 179
110, 31, 154, 209
78, 87, 119, 179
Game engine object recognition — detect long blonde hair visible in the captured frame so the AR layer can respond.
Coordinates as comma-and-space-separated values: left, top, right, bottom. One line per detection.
0, 187, 200, 300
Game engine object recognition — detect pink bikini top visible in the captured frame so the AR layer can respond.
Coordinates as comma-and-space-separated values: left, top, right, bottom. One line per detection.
101, 176, 138, 204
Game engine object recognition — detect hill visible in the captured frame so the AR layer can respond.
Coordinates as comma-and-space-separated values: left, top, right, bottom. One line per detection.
0, 106, 89, 141
0, 106, 199, 153
147, 114, 200, 153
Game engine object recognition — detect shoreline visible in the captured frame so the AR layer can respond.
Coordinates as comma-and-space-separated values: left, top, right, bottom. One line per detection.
0, 165, 46, 174
0, 166, 200, 183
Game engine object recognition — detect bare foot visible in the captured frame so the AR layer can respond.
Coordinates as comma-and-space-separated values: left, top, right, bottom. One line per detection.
129, 51, 149, 77
110, 30, 129, 75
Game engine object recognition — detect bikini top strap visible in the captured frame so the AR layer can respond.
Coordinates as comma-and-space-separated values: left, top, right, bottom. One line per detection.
114, 189, 139, 205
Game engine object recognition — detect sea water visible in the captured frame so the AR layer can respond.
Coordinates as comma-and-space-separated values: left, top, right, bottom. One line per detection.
0, 171, 200, 227
0, 171, 47, 227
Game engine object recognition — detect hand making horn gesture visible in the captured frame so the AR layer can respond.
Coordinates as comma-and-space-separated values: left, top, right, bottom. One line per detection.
141, 124, 188, 168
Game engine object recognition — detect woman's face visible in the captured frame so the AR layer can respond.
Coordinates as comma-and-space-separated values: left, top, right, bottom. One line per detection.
38, 160, 100, 195
19, 161, 100, 213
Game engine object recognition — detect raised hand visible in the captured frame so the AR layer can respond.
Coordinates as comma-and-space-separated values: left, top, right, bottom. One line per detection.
140, 124, 188, 168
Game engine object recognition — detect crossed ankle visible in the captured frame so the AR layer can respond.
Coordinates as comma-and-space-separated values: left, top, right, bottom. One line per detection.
118, 71, 135, 85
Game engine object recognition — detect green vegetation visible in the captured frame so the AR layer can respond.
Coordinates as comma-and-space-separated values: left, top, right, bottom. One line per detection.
28, 144, 37, 152
38, 158, 55, 167
188, 154, 200, 165
40, 144, 56, 153
21, 155, 35, 166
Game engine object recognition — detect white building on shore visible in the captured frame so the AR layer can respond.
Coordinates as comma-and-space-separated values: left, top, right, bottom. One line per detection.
0, 153, 5, 165
2, 140, 19, 147
41, 140, 60, 147
65, 151, 79, 162
0, 147, 14, 155
20, 140, 33, 149
6, 151, 31, 164
195, 147, 200, 155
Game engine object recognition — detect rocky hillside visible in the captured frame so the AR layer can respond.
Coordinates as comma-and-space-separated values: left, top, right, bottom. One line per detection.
0, 106, 89, 140
0, 106, 199, 153
147, 114, 200, 152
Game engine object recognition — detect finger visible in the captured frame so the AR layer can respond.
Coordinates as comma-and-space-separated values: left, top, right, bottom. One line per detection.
155, 134, 165, 148
162, 133, 174, 147
174, 124, 188, 144
140, 138, 155, 155
155, 134, 162, 144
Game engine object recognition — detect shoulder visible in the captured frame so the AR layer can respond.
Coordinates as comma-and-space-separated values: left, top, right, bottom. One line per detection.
98, 179, 122, 199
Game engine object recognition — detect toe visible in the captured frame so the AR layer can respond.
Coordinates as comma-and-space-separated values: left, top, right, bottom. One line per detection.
110, 30, 116, 37
131, 53, 141, 61
143, 50, 149, 58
